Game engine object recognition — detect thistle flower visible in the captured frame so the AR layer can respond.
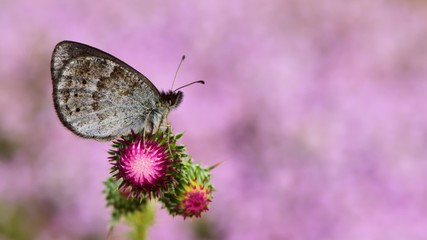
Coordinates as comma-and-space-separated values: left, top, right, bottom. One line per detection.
161, 160, 214, 219
179, 180, 212, 218
106, 127, 215, 223
108, 129, 185, 200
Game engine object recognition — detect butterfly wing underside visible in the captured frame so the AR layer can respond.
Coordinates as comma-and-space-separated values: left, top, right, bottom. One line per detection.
51, 41, 162, 141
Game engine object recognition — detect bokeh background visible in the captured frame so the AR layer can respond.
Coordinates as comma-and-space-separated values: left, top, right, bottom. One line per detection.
1, 0, 427, 239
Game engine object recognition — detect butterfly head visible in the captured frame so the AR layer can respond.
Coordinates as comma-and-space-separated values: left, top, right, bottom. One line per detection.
160, 90, 183, 109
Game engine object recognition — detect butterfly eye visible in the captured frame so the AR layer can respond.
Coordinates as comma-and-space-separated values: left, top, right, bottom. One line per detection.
160, 91, 183, 109
173, 91, 183, 108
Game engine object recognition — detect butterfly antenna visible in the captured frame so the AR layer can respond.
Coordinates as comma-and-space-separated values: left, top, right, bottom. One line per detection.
174, 80, 205, 92
171, 55, 186, 90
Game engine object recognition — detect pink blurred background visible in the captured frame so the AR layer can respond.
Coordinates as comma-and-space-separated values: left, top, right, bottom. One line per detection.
1, 0, 427, 239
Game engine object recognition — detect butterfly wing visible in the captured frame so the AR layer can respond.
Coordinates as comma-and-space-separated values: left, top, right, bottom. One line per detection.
51, 41, 162, 141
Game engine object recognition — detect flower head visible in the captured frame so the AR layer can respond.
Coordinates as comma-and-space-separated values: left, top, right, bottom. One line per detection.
108, 129, 184, 199
161, 160, 214, 219
179, 180, 212, 218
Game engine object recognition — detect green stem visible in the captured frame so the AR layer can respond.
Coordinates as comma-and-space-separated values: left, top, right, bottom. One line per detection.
125, 200, 155, 240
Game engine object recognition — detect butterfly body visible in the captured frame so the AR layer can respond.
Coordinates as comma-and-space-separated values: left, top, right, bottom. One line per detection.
51, 41, 183, 141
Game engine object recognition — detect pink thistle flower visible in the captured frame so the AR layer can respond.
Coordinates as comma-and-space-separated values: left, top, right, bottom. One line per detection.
161, 160, 214, 219
108, 129, 182, 199
179, 181, 212, 219
119, 138, 168, 191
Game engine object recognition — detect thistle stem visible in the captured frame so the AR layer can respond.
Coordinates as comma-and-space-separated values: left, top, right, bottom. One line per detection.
125, 200, 155, 240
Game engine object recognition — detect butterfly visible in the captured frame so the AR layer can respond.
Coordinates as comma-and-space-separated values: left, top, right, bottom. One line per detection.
51, 41, 199, 141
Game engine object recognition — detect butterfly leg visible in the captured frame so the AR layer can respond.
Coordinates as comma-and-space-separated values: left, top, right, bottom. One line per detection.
164, 123, 174, 157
